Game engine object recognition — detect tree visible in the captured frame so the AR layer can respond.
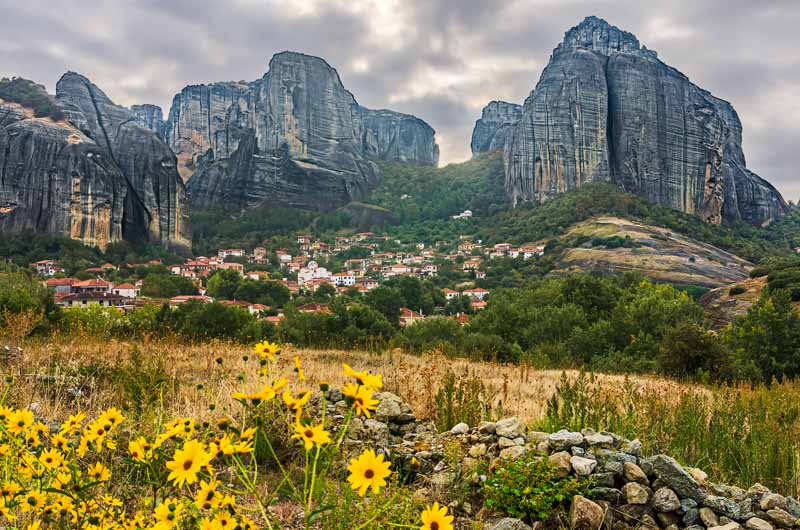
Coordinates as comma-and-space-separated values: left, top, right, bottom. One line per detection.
724, 290, 800, 384
365, 286, 403, 325
206, 269, 242, 300
314, 283, 336, 302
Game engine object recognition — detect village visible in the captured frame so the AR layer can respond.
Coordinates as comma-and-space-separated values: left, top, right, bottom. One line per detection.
31, 231, 545, 326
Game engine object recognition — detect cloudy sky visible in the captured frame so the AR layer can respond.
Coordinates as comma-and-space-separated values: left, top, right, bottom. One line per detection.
2, 0, 799, 198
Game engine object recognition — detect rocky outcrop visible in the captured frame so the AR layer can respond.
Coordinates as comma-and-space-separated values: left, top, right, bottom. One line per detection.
0, 75, 190, 252
56, 72, 190, 252
164, 51, 438, 212
471, 101, 522, 156
335, 390, 800, 529
130, 104, 166, 140
0, 99, 125, 249
500, 16, 787, 226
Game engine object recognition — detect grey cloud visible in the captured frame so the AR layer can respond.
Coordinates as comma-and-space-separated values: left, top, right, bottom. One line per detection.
0, 0, 797, 199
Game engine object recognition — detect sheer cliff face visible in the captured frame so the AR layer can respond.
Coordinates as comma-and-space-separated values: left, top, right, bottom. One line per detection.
0, 74, 190, 252
131, 104, 166, 140
165, 52, 439, 212
470, 101, 522, 155
0, 100, 125, 249
56, 73, 191, 252
499, 16, 787, 226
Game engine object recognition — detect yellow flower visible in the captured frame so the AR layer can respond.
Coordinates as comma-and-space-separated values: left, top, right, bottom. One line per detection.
294, 356, 305, 381
50, 432, 70, 452
0, 406, 13, 424
20, 490, 46, 513
292, 422, 331, 451
343, 383, 379, 418
342, 363, 383, 390
59, 412, 85, 434
166, 439, 211, 487
282, 389, 311, 416
128, 437, 152, 462
0, 481, 21, 500
39, 448, 64, 470
347, 449, 391, 496
198, 518, 217, 530
213, 510, 234, 528
253, 340, 281, 360
420, 502, 454, 530
154, 498, 183, 528
194, 479, 221, 510
98, 407, 125, 428
7, 409, 34, 434
87, 462, 111, 482
0, 443, 10, 456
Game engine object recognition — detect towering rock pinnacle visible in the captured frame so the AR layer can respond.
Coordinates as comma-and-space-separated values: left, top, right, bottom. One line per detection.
478, 16, 787, 226
165, 51, 439, 212
0, 74, 190, 252
470, 101, 522, 155
56, 72, 191, 252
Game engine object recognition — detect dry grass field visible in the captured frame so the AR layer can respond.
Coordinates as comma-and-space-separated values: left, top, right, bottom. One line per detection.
10, 336, 707, 427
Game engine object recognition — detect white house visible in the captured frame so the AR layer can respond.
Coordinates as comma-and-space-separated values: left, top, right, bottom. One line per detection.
331, 272, 356, 287
112, 283, 140, 299
463, 288, 489, 301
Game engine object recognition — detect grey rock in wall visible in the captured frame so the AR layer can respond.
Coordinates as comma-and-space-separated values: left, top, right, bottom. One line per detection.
0, 99, 125, 249
54, 72, 190, 252
500, 16, 787, 226
131, 104, 166, 140
471, 100, 522, 156
164, 51, 438, 212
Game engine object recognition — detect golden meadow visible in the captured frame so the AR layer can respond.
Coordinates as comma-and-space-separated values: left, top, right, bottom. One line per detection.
1, 336, 799, 528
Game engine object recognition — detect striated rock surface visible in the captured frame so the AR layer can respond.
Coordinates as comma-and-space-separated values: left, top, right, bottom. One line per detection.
501, 16, 787, 226
470, 100, 522, 155
130, 104, 166, 140
56, 72, 190, 252
164, 51, 438, 211
0, 98, 125, 249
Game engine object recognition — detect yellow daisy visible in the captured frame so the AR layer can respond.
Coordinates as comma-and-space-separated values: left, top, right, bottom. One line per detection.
253, 340, 281, 360
347, 449, 391, 496
421, 502, 454, 530
292, 422, 331, 451
166, 439, 211, 487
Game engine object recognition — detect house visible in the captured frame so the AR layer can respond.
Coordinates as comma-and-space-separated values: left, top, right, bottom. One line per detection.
218, 249, 245, 259
45, 277, 77, 295
73, 279, 113, 294
295, 303, 331, 314
458, 241, 479, 253
463, 288, 489, 300
33, 260, 62, 276
443, 288, 459, 300
356, 278, 379, 291
112, 283, 140, 299
218, 262, 244, 275
462, 259, 482, 271
170, 295, 214, 306
246, 271, 271, 281
296, 234, 313, 245
494, 243, 512, 253
298, 261, 331, 286
264, 314, 285, 324
421, 264, 438, 276
471, 299, 487, 310
331, 272, 356, 287
253, 247, 267, 259
521, 245, 546, 259
57, 291, 133, 309
276, 250, 292, 263
451, 209, 473, 220
475, 270, 486, 280
399, 308, 424, 327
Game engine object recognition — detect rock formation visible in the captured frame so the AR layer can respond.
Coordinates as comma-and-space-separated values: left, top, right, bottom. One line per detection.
483, 16, 787, 226
163, 51, 439, 211
131, 104, 166, 140
0, 75, 190, 252
470, 101, 522, 155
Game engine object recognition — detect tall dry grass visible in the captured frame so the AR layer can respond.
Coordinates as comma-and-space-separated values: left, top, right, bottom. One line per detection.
4, 336, 799, 496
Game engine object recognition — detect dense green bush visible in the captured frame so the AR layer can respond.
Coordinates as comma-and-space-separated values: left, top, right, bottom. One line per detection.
483, 453, 589, 523
0, 77, 64, 120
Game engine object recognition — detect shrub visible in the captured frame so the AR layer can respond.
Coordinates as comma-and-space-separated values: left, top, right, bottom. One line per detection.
483, 453, 589, 523
729, 285, 747, 296
433, 369, 493, 431
0, 77, 64, 120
